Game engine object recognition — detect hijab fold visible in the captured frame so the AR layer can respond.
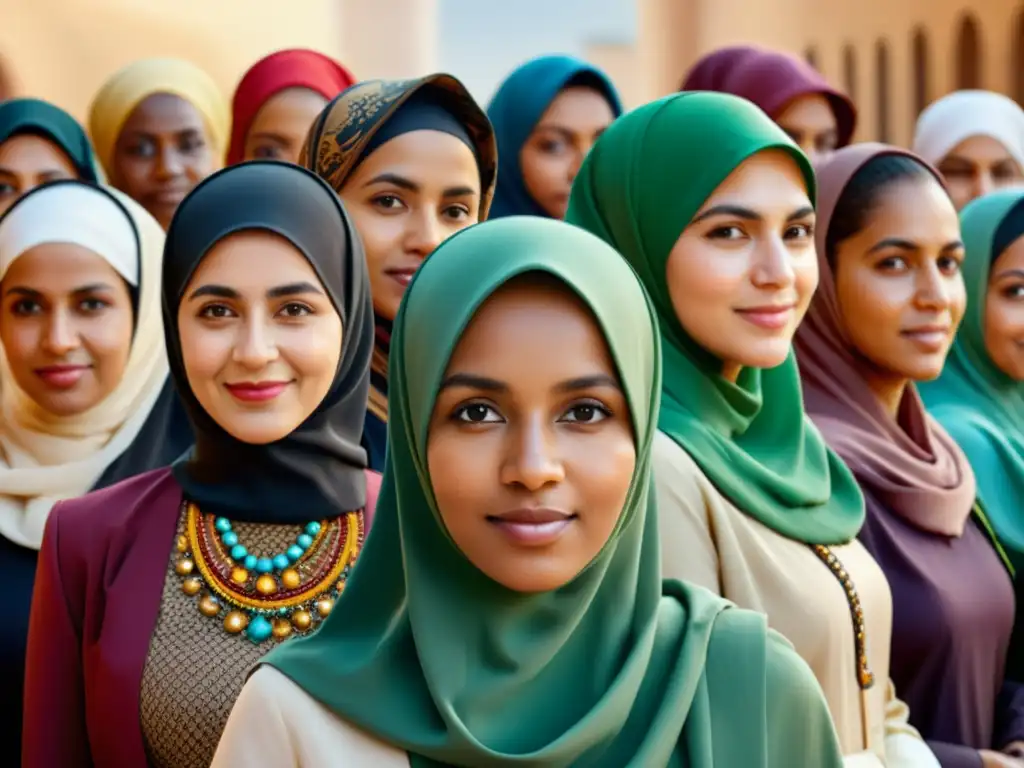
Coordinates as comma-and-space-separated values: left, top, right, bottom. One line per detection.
0, 98, 102, 182
795, 143, 977, 537
88, 58, 230, 174
163, 161, 373, 523
226, 49, 356, 165
0, 181, 168, 549
566, 92, 864, 545
921, 189, 1024, 565
263, 216, 800, 766
487, 55, 623, 219
913, 90, 1024, 171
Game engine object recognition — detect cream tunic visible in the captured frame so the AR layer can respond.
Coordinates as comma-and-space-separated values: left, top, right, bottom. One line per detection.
653, 431, 939, 768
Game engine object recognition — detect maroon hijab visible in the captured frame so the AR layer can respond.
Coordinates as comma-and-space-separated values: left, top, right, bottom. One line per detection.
681, 47, 857, 147
794, 143, 976, 537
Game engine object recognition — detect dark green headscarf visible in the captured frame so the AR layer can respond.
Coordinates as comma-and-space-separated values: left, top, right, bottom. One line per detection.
566, 92, 864, 545
261, 216, 842, 766
0, 98, 101, 182
920, 189, 1024, 571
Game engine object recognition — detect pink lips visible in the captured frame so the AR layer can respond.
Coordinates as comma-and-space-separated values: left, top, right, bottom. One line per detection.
386, 268, 417, 288
224, 380, 290, 403
900, 325, 951, 352
487, 508, 577, 547
735, 305, 795, 330
35, 364, 90, 389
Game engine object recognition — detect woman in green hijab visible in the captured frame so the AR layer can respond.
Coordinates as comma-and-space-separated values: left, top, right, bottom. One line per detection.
920, 190, 1024, 573
211, 216, 842, 767
566, 92, 938, 767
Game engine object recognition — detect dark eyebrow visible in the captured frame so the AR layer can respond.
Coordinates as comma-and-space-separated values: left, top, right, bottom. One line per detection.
554, 374, 621, 393
74, 283, 117, 294
4, 286, 40, 298
188, 284, 239, 301
442, 185, 478, 198
690, 204, 814, 225
266, 281, 324, 299
3, 283, 114, 298
248, 132, 290, 147
868, 237, 964, 254
993, 268, 1024, 281
439, 373, 506, 392
364, 172, 418, 192
533, 124, 576, 141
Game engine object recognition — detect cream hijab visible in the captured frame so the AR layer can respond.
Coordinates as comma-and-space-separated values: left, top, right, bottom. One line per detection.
0, 181, 168, 549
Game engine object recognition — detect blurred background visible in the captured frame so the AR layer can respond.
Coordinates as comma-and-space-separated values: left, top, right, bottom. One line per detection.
0, 0, 1018, 148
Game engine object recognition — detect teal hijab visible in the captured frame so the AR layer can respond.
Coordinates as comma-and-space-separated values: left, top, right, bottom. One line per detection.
262, 216, 842, 766
0, 98, 101, 182
487, 55, 622, 218
566, 92, 865, 545
920, 189, 1024, 571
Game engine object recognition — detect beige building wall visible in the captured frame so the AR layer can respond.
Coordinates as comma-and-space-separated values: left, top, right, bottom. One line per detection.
583, 40, 641, 109
0, 0, 438, 122
636, 0, 1024, 147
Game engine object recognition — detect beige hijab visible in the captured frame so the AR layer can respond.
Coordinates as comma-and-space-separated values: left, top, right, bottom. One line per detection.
0, 182, 168, 549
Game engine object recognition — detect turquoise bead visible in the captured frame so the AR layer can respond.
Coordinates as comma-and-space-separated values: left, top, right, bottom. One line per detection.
221, 531, 239, 548
273, 554, 290, 571
246, 615, 273, 644
286, 545, 304, 562
305, 521, 321, 536
256, 558, 274, 574
244, 555, 258, 570
296, 534, 313, 549
231, 544, 248, 560
215, 518, 232, 533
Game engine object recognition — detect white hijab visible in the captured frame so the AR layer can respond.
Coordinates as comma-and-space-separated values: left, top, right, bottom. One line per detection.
0, 182, 169, 549
913, 89, 1024, 170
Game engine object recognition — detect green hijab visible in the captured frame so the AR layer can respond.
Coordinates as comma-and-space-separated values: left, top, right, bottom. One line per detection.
261, 216, 842, 766
565, 92, 864, 545
920, 189, 1024, 570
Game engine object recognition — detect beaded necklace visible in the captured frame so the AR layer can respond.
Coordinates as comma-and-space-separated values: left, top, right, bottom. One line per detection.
174, 503, 364, 644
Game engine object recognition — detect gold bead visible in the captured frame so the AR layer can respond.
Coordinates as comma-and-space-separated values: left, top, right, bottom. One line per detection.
224, 611, 249, 634
335, 580, 347, 595
316, 597, 334, 617
176, 535, 188, 553
291, 610, 312, 631
255, 574, 278, 595
230, 567, 249, 585
174, 557, 194, 576
272, 618, 293, 639
281, 568, 301, 589
198, 593, 220, 617
181, 576, 202, 596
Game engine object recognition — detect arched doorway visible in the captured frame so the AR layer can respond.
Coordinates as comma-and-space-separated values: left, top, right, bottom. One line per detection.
876, 39, 890, 142
912, 27, 929, 115
956, 13, 982, 88
842, 44, 857, 101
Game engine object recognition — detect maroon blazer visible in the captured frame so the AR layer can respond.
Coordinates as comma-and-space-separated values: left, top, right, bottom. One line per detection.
22, 466, 381, 768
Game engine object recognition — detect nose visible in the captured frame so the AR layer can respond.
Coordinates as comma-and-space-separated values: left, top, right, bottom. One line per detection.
232, 315, 279, 369
404, 208, 445, 257
155, 145, 184, 179
749, 234, 798, 289
42, 308, 78, 355
972, 170, 994, 203
566, 146, 588, 184
915, 262, 953, 310
499, 415, 565, 492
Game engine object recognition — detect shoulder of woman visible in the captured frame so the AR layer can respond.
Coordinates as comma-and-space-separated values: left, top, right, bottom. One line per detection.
652, 430, 729, 511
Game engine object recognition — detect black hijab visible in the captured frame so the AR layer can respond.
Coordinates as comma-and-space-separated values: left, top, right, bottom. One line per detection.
162, 160, 373, 523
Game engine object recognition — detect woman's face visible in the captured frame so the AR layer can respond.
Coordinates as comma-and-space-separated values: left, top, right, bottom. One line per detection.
177, 230, 342, 444
520, 86, 615, 219
0, 134, 79, 216
112, 93, 219, 229
340, 129, 481, 321
984, 233, 1024, 380
833, 176, 965, 385
0, 244, 134, 416
428, 278, 636, 593
774, 94, 839, 164
243, 87, 329, 164
937, 135, 1024, 211
665, 149, 817, 381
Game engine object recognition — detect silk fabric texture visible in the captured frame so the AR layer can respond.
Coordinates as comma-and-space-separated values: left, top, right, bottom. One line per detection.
88, 57, 230, 174
0, 180, 168, 549
486, 54, 623, 218
794, 143, 977, 537
226, 48, 356, 165
565, 91, 864, 545
162, 160, 372, 523
0, 98, 102, 182
262, 215, 841, 767
681, 47, 857, 147
920, 189, 1024, 567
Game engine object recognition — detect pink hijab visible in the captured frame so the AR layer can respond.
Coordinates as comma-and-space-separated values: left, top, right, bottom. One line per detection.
794, 143, 976, 537
681, 46, 857, 147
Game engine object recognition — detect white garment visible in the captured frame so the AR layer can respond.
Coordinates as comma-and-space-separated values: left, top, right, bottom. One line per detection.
913, 90, 1024, 170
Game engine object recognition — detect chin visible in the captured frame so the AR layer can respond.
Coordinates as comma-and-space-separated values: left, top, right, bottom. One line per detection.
733, 343, 793, 371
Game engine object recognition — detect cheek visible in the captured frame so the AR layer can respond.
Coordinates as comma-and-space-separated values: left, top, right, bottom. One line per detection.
184, 149, 216, 179
283, 320, 343, 381
521, 149, 563, 189
0, 319, 41, 364
576, 433, 635, 523
427, 429, 492, 538
86, 313, 133, 368
346, 206, 398, 274
666, 244, 747, 312
178, 321, 229, 388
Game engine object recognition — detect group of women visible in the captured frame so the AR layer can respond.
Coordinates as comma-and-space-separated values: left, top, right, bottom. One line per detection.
1, 38, 1024, 768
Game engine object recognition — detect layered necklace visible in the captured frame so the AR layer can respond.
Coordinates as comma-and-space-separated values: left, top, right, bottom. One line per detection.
174, 502, 364, 644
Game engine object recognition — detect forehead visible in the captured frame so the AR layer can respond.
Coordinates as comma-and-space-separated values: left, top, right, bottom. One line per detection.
250, 88, 328, 132
122, 92, 207, 134
347, 130, 480, 190
775, 94, 836, 132
851, 175, 958, 240
945, 134, 1018, 165
537, 86, 615, 127
699, 149, 811, 211
189, 230, 318, 287
0, 133, 75, 170
4, 242, 122, 285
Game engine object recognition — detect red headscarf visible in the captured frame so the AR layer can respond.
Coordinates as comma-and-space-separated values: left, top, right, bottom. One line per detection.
681, 47, 857, 147
227, 49, 356, 165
